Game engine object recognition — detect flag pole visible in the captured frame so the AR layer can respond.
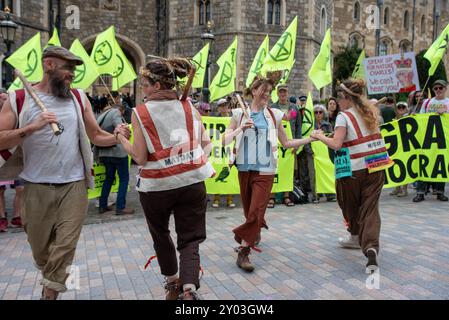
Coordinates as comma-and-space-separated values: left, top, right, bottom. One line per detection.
98, 75, 116, 103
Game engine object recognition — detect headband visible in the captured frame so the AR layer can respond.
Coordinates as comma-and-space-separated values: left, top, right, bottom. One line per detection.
340, 83, 361, 98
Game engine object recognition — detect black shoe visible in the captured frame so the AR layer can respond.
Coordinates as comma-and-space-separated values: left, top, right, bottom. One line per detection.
413, 194, 425, 203
366, 248, 378, 274
437, 194, 449, 202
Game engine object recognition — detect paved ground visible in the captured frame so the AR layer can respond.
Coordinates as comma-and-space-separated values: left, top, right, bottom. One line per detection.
1, 168, 449, 300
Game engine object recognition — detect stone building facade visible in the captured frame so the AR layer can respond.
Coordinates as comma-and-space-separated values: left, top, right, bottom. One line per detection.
1, 0, 448, 102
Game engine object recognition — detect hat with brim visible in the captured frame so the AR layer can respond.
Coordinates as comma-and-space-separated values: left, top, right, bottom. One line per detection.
42, 46, 84, 65
299, 95, 307, 101
217, 98, 228, 106
277, 84, 288, 91
433, 80, 448, 88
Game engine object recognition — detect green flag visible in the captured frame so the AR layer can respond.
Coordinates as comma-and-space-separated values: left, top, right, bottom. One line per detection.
271, 59, 295, 103
69, 39, 100, 90
424, 23, 449, 76
209, 37, 238, 102
179, 43, 210, 89
45, 28, 62, 48
308, 28, 332, 90
302, 92, 315, 138
6, 33, 43, 92
91, 26, 116, 75
260, 16, 298, 75
352, 49, 366, 80
90, 26, 136, 90
111, 38, 137, 91
246, 35, 269, 88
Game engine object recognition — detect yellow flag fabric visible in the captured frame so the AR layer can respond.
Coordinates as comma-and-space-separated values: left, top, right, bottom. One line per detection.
90, 26, 137, 90
179, 43, 210, 89
6, 33, 43, 92
45, 28, 62, 48
308, 29, 332, 90
352, 49, 366, 80
70, 39, 100, 90
246, 35, 270, 88
271, 59, 295, 103
209, 37, 238, 102
424, 23, 449, 76
260, 17, 298, 75
302, 92, 315, 137
111, 39, 137, 91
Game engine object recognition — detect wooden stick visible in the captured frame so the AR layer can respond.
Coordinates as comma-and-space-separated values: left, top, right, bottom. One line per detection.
235, 94, 250, 119
14, 70, 61, 136
181, 66, 197, 101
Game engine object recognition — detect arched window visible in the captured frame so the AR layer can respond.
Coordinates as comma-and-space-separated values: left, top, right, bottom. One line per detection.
267, 0, 282, 25
384, 7, 390, 25
198, 0, 211, 26
421, 15, 426, 35
399, 40, 412, 53
379, 40, 389, 56
274, 0, 281, 25
354, 2, 360, 22
0, 0, 14, 12
320, 7, 327, 35
404, 10, 410, 31
349, 33, 363, 49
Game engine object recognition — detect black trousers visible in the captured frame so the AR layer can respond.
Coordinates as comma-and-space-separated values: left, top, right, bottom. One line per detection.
139, 182, 207, 289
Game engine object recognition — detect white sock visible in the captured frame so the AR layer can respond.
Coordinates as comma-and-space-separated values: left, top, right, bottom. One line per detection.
183, 283, 196, 292
166, 274, 178, 283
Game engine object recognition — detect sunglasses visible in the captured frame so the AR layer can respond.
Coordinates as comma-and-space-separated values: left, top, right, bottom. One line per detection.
433, 86, 445, 91
315, 111, 323, 115
397, 105, 407, 110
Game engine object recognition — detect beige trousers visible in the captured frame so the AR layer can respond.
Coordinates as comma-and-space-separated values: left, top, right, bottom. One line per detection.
21, 181, 88, 292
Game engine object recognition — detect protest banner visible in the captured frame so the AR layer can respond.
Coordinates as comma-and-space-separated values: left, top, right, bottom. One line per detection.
203, 117, 295, 195
314, 114, 449, 193
363, 52, 420, 95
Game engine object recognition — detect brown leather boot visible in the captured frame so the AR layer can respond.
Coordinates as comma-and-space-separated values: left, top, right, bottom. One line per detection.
236, 247, 255, 272
164, 279, 180, 300
40, 287, 59, 300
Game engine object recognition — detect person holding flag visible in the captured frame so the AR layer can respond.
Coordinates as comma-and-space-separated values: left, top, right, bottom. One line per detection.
117, 58, 215, 300
222, 72, 316, 272
311, 79, 394, 274
0, 46, 130, 299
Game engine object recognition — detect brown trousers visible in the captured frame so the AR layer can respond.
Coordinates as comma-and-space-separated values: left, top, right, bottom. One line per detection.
139, 182, 207, 289
21, 181, 88, 292
336, 169, 384, 255
233, 171, 275, 247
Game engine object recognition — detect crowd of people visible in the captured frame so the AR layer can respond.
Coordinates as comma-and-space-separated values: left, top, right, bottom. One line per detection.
0, 46, 447, 301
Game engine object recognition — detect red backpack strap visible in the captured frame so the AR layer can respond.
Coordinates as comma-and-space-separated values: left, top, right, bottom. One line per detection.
267, 107, 277, 128
343, 111, 363, 139
15, 89, 26, 115
71, 89, 85, 118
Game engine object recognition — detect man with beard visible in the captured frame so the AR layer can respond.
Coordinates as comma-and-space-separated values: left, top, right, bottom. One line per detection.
0, 46, 130, 300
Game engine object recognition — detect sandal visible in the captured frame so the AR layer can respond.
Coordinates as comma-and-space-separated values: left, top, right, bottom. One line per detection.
267, 198, 275, 209
283, 197, 295, 207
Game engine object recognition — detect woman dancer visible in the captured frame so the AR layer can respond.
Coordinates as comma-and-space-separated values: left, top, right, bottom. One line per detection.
222, 73, 315, 272
118, 58, 215, 300
312, 79, 394, 273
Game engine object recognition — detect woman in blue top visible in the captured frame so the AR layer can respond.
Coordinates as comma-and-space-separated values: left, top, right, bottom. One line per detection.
222, 73, 315, 272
